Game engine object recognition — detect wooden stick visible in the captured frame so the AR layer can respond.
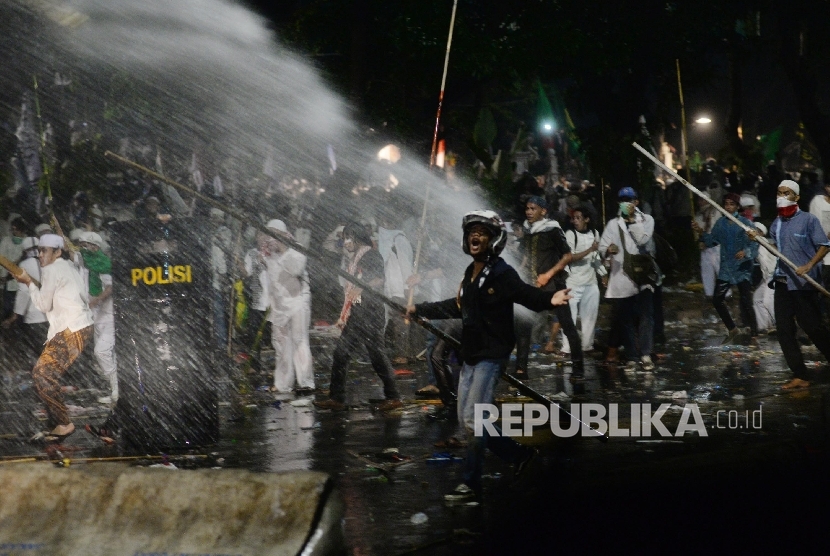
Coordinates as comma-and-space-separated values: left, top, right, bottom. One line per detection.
0, 254, 40, 288
633, 142, 830, 298
408, 0, 459, 309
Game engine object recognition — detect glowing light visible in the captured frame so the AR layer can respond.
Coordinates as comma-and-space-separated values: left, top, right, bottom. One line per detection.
695, 117, 712, 124
377, 144, 401, 163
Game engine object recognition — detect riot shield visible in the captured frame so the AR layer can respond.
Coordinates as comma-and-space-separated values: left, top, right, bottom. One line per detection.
110, 217, 219, 449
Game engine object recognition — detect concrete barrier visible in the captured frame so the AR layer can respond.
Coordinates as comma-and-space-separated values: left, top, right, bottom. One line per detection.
0, 463, 343, 556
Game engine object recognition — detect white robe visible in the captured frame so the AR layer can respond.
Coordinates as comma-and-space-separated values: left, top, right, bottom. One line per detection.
265, 248, 313, 392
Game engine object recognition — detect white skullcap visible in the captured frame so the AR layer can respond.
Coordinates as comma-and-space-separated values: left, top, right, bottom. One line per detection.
39, 234, 64, 249
34, 223, 53, 236
779, 179, 800, 196
754, 223, 767, 236
21, 237, 38, 250
69, 228, 83, 240
266, 219, 288, 233
79, 231, 104, 247
740, 195, 754, 207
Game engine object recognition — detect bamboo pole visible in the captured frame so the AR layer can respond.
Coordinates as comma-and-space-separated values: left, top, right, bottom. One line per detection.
633, 142, 830, 298
407, 0, 459, 309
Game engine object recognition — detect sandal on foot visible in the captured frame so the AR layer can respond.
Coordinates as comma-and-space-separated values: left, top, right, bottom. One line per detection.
782, 378, 810, 390
84, 424, 116, 445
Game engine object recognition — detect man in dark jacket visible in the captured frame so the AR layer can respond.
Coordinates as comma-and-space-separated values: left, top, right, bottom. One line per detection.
514, 195, 582, 377
406, 210, 570, 504
314, 222, 402, 412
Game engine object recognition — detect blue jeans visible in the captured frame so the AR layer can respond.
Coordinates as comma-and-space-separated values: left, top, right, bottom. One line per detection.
458, 359, 528, 493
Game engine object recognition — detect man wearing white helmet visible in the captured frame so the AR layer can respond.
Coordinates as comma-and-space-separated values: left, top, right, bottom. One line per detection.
407, 210, 571, 504
260, 219, 314, 395
14, 233, 94, 442
78, 231, 118, 405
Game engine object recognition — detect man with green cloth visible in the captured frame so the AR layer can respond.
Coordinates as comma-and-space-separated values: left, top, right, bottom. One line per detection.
78, 231, 118, 405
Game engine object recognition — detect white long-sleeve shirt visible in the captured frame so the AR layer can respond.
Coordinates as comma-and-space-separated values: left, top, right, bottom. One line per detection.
14, 257, 46, 324
598, 211, 656, 299
28, 258, 94, 340
265, 248, 310, 326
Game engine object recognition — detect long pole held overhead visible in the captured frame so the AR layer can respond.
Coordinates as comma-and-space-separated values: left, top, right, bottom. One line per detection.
105, 150, 607, 442
633, 142, 830, 299
407, 0, 459, 309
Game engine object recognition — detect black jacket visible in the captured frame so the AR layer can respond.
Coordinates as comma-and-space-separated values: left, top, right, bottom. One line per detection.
520, 222, 570, 292
414, 257, 553, 364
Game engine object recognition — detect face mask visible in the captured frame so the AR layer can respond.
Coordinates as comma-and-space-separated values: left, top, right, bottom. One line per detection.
619, 202, 632, 217
777, 196, 798, 218
12, 236, 22, 245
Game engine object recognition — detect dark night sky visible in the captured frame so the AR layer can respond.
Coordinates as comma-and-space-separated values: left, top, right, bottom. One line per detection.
241, 1, 807, 162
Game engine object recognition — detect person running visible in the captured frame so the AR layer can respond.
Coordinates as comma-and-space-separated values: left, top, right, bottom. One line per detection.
13, 234, 94, 442
692, 192, 758, 345
314, 222, 402, 412
749, 179, 830, 389
406, 210, 571, 504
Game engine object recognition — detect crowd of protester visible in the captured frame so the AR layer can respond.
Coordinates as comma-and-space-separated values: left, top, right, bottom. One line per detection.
2, 133, 830, 504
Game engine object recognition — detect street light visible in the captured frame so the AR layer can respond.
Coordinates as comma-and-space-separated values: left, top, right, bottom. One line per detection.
695, 116, 712, 125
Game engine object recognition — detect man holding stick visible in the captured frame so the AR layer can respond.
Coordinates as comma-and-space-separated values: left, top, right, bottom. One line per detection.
749, 180, 830, 389
406, 210, 571, 504
14, 234, 94, 441
692, 192, 758, 346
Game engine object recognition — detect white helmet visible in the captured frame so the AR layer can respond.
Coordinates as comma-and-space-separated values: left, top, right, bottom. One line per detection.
462, 210, 507, 256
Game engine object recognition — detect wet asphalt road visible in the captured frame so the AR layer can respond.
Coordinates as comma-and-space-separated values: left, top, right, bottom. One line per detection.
2, 288, 830, 554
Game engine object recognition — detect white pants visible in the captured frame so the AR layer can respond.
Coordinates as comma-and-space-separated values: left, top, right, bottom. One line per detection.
700, 246, 720, 297
94, 319, 119, 401
753, 283, 775, 332
560, 283, 600, 353
270, 305, 314, 392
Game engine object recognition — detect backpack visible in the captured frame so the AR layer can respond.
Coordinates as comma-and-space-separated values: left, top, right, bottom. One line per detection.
618, 225, 660, 287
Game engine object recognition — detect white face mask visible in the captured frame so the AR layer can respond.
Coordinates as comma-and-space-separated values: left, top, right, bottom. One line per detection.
776, 196, 797, 208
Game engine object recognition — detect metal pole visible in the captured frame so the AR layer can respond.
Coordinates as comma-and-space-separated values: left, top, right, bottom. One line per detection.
407, 0, 459, 309
105, 151, 607, 441
633, 142, 830, 298
600, 178, 606, 228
